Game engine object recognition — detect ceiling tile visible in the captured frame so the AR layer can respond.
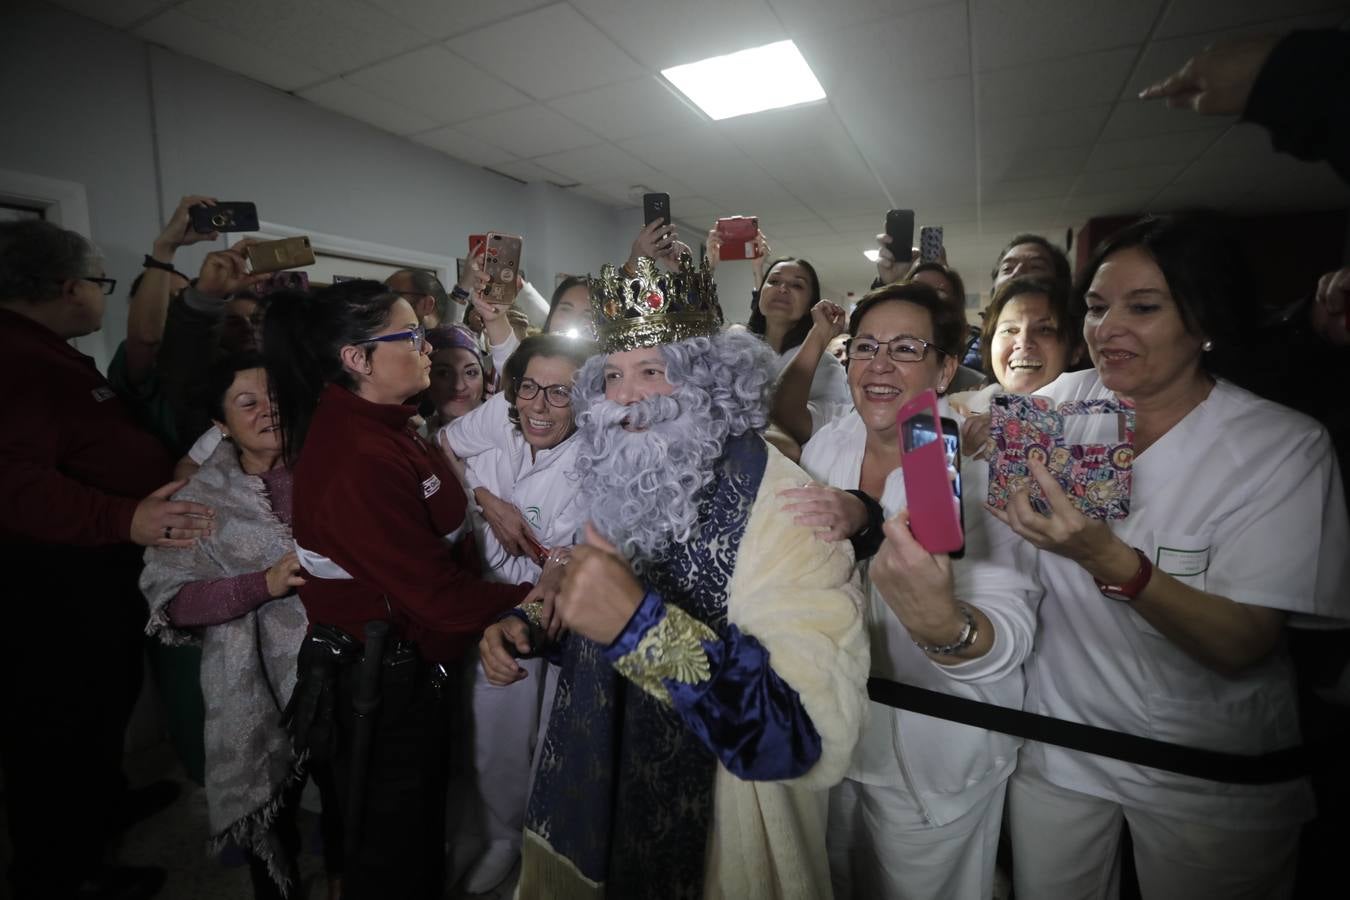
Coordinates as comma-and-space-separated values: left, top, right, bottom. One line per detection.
532, 143, 661, 183
345, 46, 531, 125
571, 0, 783, 70
717, 105, 879, 202
1153, 0, 1348, 38
548, 78, 708, 141
796, 1, 969, 94
174, 0, 426, 76
840, 75, 975, 196
297, 78, 436, 135
1098, 100, 1237, 141
983, 176, 1080, 203
974, 0, 1163, 71
980, 48, 1138, 116
1059, 189, 1152, 216
981, 104, 1111, 153
363, 0, 553, 39
768, 0, 948, 34
410, 126, 518, 167
485, 159, 570, 184
983, 144, 1093, 181
1200, 122, 1278, 160
457, 104, 601, 157
666, 195, 723, 224
134, 9, 329, 91
1082, 128, 1226, 173
447, 4, 644, 100
1072, 164, 1182, 196
50, 0, 175, 29
620, 126, 750, 174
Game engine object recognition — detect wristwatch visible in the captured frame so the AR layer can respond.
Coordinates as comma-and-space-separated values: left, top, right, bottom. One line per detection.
913, 604, 978, 656
450, 284, 471, 302
1094, 547, 1153, 602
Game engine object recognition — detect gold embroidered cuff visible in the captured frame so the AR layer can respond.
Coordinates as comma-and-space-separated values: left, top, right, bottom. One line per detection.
518, 600, 548, 631
611, 605, 716, 706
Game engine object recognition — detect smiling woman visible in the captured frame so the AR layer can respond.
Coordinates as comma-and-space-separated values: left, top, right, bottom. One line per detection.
997, 215, 1350, 900
749, 257, 852, 408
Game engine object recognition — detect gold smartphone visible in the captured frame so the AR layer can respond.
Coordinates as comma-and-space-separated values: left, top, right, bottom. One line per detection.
247, 236, 316, 274
481, 232, 522, 307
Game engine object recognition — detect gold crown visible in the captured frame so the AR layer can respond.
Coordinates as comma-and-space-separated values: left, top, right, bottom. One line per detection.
588, 252, 723, 353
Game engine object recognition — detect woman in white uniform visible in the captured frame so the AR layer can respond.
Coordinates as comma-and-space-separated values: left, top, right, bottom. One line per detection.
788, 282, 1040, 899
437, 333, 594, 894
991, 215, 1350, 899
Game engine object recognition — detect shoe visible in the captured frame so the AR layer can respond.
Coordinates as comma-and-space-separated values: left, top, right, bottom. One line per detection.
74, 865, 166, 900
118, 780, 181, 830
460, 840, 519, 895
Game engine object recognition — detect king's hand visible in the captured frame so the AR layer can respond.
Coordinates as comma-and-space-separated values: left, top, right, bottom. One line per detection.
556, 523, 644, 645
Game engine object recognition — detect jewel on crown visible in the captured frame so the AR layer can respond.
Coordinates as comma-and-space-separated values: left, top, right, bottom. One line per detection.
588, 252, 723, 353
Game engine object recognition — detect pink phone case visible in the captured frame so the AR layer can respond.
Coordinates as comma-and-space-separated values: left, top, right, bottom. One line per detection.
898, 389, 964, 555
986, 394, 1135, 520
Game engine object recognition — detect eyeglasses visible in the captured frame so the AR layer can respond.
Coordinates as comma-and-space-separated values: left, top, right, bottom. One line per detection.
50, 276, 117, 295
846, 335, 942, 363
515, 378, 572, 408
365, 324, 426, 352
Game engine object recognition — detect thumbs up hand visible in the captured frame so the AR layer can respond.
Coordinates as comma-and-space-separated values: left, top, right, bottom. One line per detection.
555, 523, 644, 644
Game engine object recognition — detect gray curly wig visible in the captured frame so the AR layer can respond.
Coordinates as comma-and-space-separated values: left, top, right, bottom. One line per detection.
572, 329, 775, 566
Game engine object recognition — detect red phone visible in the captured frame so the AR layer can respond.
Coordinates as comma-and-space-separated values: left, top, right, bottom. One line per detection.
715, 216, 760, 260
898, 389, 964, 556
521, 531, 549, 567
468, 234, 486, 255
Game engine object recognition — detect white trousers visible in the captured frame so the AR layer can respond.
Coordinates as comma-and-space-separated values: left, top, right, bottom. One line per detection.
449, 650, 546, 879
827, 776, 1006, 900
1009, 769, 1299, 900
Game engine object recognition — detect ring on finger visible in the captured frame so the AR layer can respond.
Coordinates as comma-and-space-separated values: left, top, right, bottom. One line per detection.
163, 526, 172, 539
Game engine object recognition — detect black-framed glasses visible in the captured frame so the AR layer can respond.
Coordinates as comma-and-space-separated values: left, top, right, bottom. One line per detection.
365, 324, 426, 352
515, 378, 572, 408
846, 335, 942, 363
51, 276, 117, 295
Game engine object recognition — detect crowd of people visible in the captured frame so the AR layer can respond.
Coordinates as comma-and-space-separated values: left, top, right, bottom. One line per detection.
2, 27, 1350, 900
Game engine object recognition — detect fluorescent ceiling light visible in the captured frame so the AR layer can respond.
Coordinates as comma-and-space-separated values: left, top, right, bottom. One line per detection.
662, 40, 826, 121
863, 249, 881, 262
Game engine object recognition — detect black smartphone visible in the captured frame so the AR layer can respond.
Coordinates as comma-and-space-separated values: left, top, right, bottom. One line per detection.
643, 193, 671, 229
190, 201, 259, 234
941, 415, 965, 560
885, 208, 915, 260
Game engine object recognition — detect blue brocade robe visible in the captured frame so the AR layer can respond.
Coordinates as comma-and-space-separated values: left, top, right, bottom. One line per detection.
519, 433, 869, 900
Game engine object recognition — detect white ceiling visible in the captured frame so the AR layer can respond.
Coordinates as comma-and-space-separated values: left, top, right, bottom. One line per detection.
55, 0, 1350, 296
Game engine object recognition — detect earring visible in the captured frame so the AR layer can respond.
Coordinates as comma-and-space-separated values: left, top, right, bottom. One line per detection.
1202, 339, 1214, 352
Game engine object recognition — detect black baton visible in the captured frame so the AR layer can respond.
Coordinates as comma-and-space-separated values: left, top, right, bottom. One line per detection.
344, 620, 389, 856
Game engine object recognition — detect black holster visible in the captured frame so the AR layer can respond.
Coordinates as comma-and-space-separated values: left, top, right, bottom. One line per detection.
282, 624, 359, 764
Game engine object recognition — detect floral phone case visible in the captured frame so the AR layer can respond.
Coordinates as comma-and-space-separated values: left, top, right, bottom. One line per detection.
986, 394, 1135, 520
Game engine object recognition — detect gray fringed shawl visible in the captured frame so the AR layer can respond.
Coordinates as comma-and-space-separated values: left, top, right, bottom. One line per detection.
140, 440, 308, 892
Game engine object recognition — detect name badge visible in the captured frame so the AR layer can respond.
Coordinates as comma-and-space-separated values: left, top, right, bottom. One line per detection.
91, 386, 115, 402
421, 474, 441, 499
1156, 545, 1209, 577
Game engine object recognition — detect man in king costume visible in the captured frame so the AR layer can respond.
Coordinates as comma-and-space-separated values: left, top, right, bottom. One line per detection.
479, 252, 869, 899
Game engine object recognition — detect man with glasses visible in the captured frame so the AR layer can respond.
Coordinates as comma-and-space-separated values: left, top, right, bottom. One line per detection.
0, 219, 217, 900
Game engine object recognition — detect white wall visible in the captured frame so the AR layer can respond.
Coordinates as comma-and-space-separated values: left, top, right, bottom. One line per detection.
1, 0, 635, 369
